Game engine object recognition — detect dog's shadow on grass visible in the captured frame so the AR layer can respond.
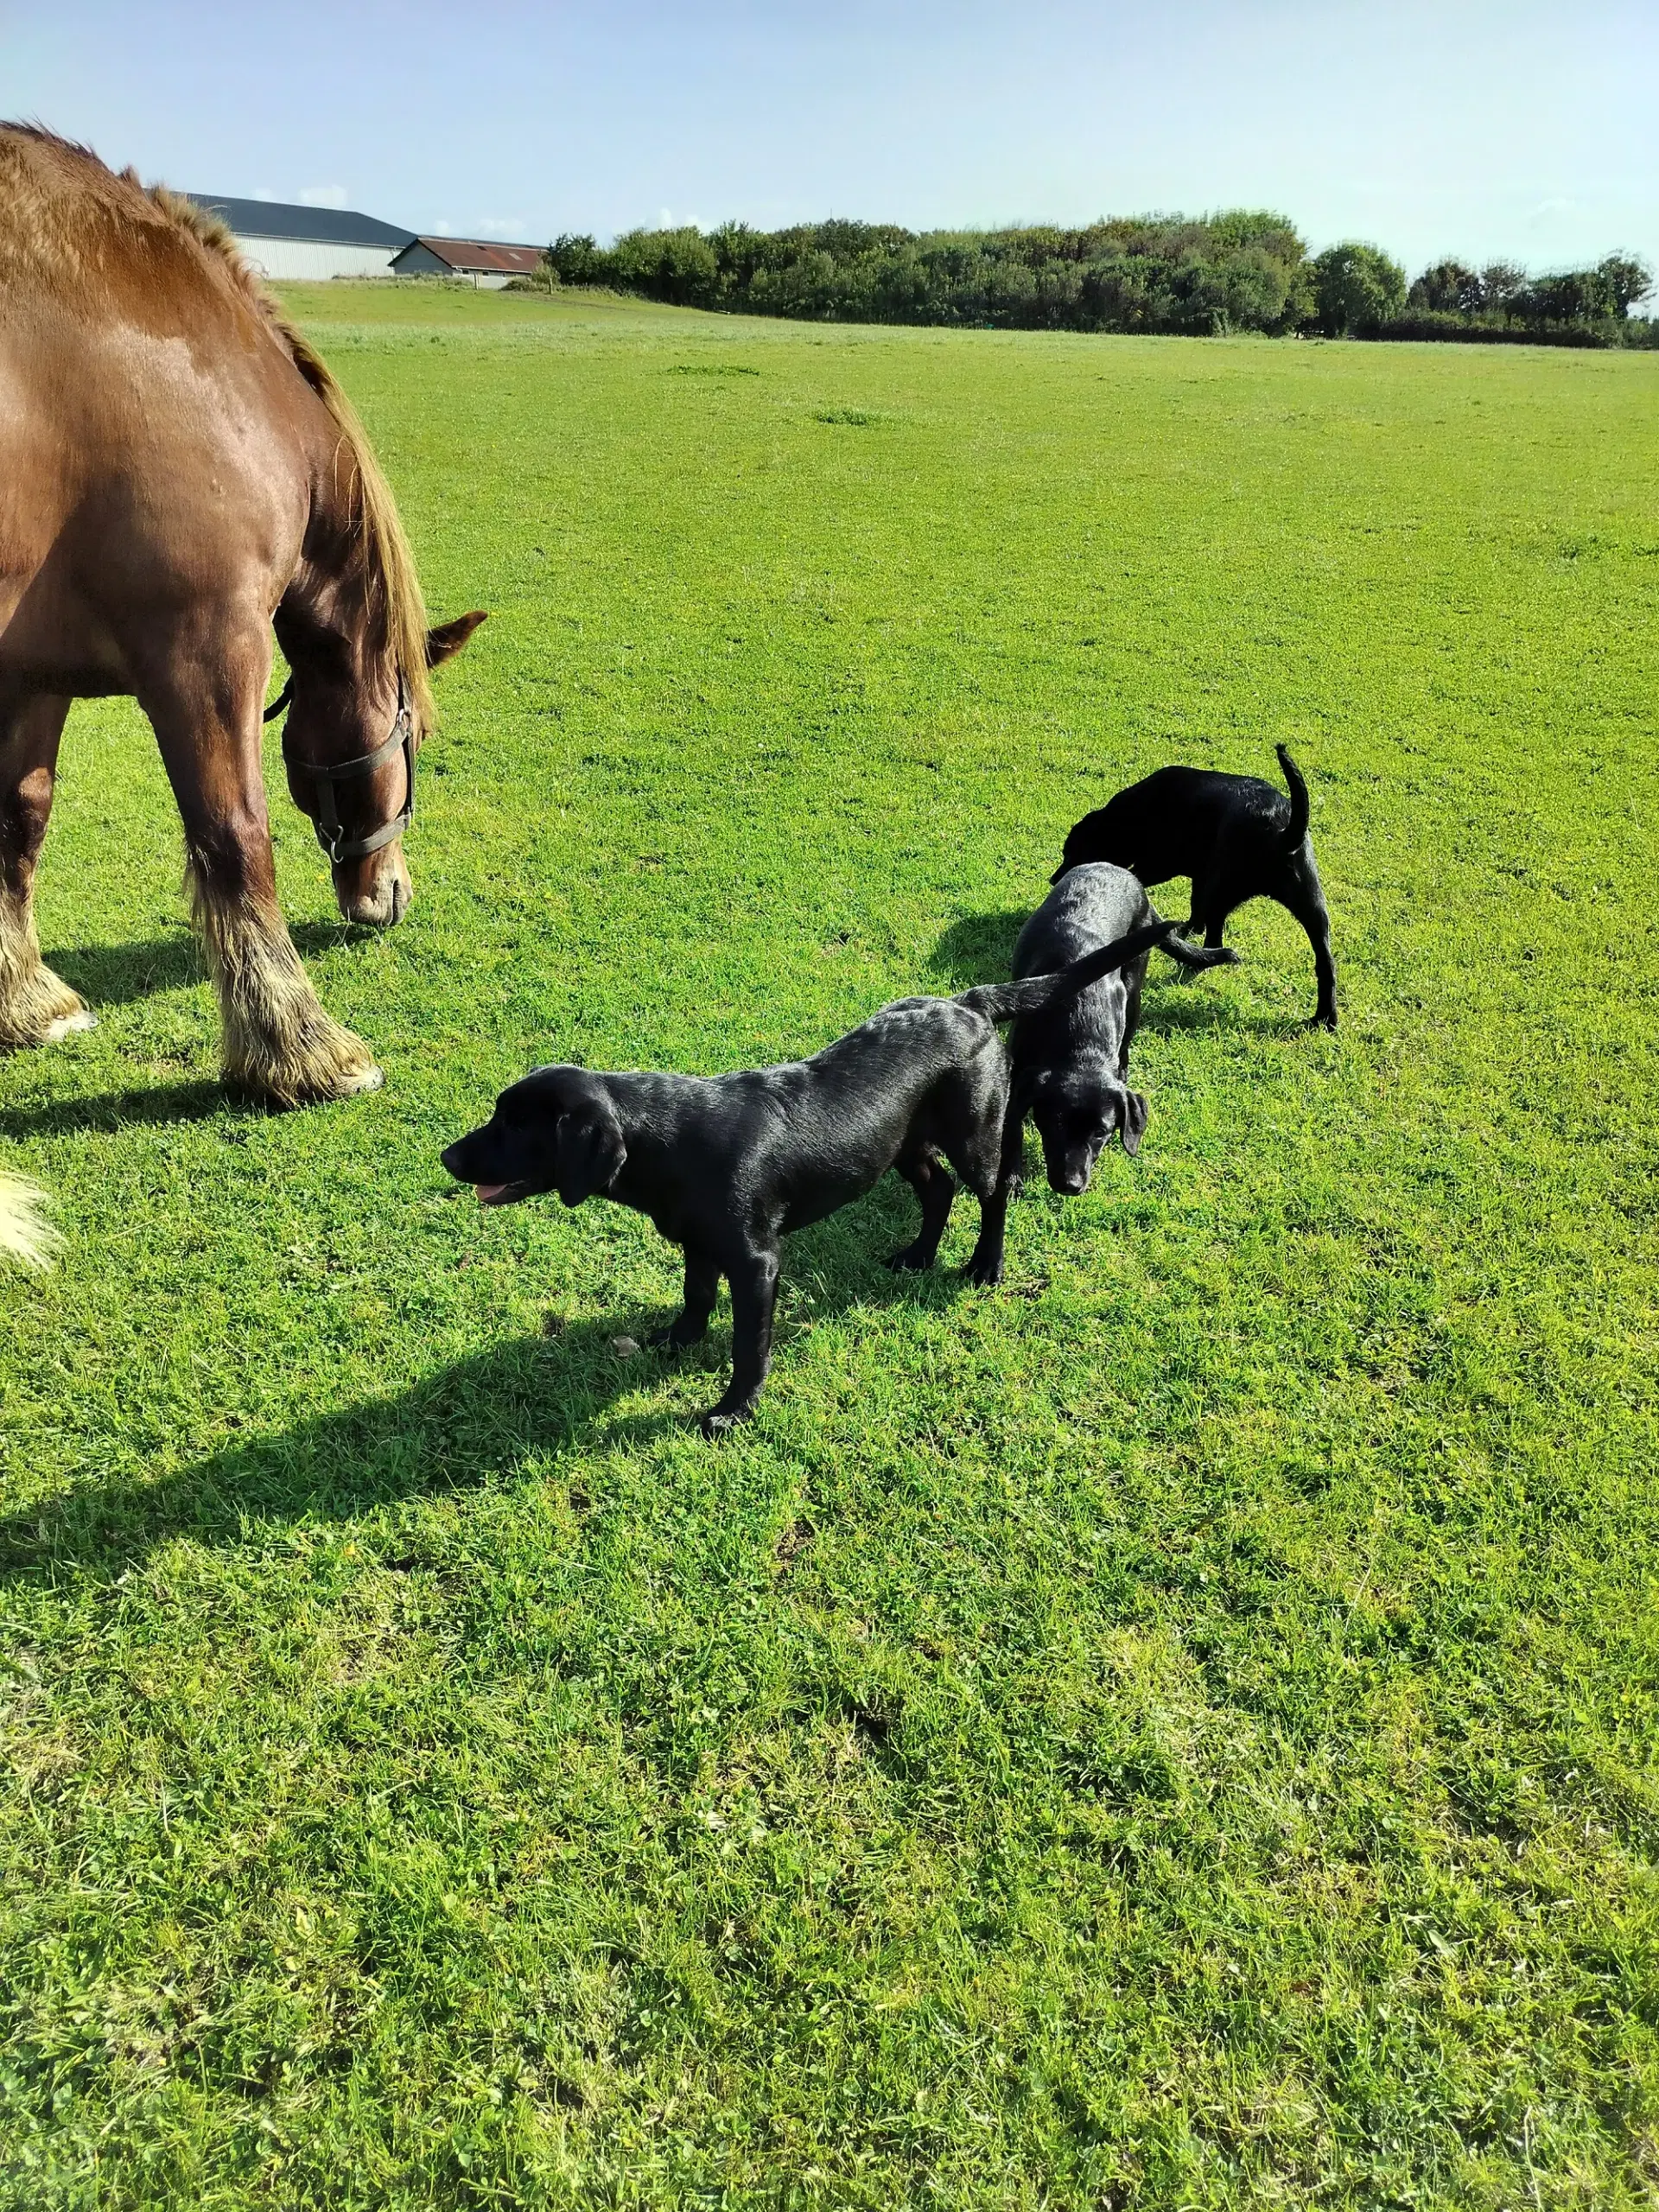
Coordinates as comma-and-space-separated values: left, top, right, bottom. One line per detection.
929, 910, 1027, 991
0, 1319, 659, 1581
0, 1189, 975, 1580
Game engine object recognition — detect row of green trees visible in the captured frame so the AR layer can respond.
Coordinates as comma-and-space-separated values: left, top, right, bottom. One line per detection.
542, 217, 1655, 345
1400, 252, 1652, 334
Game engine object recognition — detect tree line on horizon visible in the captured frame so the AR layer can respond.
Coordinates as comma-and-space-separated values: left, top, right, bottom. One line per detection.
539, 215, 1656, 346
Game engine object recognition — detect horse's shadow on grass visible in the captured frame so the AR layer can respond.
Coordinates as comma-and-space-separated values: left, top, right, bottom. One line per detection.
0, 1190, 978, 1581
0, 1079, 235, 1141
49, 930, 201, 1007
48, 920, 373, 1012
2, 921, 403, 1140
929, 910, 1300, 1038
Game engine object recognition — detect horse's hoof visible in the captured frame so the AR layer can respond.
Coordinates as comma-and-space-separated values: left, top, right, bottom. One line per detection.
232, 1058, 384, 1106
43, 1007, 97, 1041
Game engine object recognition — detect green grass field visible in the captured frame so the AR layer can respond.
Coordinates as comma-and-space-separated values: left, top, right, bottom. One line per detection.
3, 282, 1658, 2209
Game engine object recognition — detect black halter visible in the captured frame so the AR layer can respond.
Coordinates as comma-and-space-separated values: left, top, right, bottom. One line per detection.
264, 673, 416, 866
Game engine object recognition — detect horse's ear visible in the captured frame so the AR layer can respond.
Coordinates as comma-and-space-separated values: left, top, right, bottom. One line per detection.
426, 610, 489, 667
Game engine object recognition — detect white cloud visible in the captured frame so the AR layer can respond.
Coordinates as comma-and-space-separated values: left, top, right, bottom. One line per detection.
299, 183, 349, 209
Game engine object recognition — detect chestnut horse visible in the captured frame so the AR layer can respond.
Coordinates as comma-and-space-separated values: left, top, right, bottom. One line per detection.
0, 127, 486, 1102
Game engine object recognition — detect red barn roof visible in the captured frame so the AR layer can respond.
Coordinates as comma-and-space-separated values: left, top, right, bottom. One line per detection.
397, 236, 543, 276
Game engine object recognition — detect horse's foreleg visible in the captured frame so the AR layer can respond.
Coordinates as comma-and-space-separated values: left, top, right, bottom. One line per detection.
187, 853, 382, 1103
0, 693, 94, 1049
145, 657, 381, 1105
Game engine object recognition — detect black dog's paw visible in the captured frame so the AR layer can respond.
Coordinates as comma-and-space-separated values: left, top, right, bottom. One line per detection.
649, 1319, 703, 1351
1312, 1008, 1338, 1032
886, 1243, 935, 1273
963, 1249, 1005, 1289
699, 1401, 754, 1440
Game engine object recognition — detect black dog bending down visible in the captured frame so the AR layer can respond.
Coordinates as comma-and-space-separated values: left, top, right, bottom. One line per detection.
1008, 863, 1236, 1196
1054, 745, 1337, 1027
442, 922, 1180, 1437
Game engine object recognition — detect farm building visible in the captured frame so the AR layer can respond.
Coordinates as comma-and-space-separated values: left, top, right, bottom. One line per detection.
185, 194, 415, 280
391, 236, 545, 288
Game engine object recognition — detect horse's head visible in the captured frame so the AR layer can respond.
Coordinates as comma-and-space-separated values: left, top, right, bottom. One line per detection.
271, 609, 487, 926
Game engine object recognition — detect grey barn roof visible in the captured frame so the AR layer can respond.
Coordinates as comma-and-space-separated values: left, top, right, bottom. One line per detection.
186, 194, 415, 250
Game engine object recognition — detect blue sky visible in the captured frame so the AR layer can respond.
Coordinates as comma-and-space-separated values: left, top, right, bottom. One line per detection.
5, 1, 1655, 274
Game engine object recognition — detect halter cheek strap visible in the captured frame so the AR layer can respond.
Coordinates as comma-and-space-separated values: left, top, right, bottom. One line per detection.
268, 674, 416, 866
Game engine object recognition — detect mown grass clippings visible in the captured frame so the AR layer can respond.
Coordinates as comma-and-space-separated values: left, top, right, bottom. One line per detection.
1, 283, 1657, 2209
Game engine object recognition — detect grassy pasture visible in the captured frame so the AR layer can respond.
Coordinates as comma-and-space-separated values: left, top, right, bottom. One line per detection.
3, 282, 1659, 2208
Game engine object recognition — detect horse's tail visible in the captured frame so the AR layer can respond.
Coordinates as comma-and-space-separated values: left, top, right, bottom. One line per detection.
0, 1172, 59, 1270
957, 922, 1236, 1023
1277, 744, 1311, 851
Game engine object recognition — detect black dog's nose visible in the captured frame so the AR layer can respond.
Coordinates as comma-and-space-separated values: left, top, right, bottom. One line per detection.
440, 1141, 464, 1178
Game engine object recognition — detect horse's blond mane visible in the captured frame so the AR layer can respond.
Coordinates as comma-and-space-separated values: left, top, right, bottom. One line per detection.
264, 320, 435, 735
1, 125, 433, 732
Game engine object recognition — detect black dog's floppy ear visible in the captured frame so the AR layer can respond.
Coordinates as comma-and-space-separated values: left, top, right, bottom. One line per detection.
1013, 1065, 1053, 1116
555, 1097, 626, 1205
1117, 1088, 1149, 1158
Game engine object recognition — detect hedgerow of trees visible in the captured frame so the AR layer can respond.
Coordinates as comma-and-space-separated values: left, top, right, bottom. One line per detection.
542, 215, 1655, 346
1396, 251, 1653, 338
549, 213, 1314, 334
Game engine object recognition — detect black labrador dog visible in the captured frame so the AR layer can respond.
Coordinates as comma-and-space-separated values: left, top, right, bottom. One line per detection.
1007, 862, 1236, 1195
442, 922, 1181, 1436
1053, 745, 1337, 1027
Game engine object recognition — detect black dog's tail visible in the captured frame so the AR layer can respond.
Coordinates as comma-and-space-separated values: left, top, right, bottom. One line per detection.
1160, 929, 1239, 970
1277, 744, 1311, 851
957, 923, 1236, 1024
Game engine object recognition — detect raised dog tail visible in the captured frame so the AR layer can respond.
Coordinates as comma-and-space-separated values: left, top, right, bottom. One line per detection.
1277, 744, 1311, 850
0, 1172, 59, 1270
1160, 931, 1238, 971
957, 923, 1236, 1024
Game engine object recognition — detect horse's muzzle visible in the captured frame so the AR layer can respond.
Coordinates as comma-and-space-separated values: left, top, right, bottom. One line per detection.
334, 842, 411, 926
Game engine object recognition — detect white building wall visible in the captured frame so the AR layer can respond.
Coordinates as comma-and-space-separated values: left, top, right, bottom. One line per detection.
232, 238, 399, 281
